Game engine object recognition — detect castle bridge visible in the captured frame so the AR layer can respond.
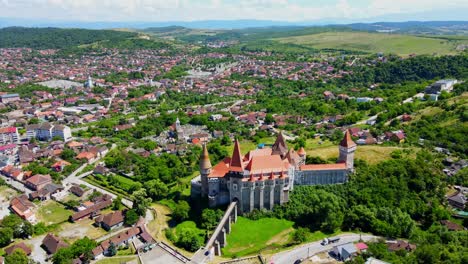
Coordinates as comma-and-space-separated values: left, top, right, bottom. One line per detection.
190, 201, 238, 264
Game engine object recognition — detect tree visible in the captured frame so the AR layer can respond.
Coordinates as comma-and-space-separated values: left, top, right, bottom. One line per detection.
5, 249, 29, 264
60, 148, 76, 161
112, 196, 123, 210
132, 189, 152, 217
201, 209, 223, 230
292, 227, 310, 244
146, 179, 169, 200
0, 227, 13, 247
172, 200, 190, 222
108, 242, 117, 256
125, 209, 139, 226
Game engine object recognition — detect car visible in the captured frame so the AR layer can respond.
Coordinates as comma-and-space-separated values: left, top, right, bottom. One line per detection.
294, 258, 304, 264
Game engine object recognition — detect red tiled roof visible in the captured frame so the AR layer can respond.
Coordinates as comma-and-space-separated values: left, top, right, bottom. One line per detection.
229, 139, 244, 172
5, 242, 32, 256
340, 129, 356, 148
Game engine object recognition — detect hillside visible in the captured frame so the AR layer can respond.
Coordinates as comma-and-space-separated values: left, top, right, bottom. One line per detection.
0, 27, 137, 49
274, 31, 468, 55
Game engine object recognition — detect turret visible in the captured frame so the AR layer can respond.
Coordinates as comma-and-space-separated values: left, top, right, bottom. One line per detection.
200, 144, 212, 197
339, 129, 357, 170
297, 147, 306, 166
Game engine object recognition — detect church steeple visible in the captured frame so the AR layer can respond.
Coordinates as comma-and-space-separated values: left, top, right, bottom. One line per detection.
230, 139, 244, 172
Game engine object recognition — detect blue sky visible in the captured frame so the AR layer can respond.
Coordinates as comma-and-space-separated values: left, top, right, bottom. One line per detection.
0, 0, 467, 22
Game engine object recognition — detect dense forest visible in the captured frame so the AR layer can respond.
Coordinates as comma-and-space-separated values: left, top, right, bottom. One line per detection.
0, 27, 137, 49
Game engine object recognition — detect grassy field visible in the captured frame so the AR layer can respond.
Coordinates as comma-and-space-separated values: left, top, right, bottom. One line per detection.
305, 138, 415, 164
37, 200, 72, 225
222, 217, 294, 257
275, 32, 468, 56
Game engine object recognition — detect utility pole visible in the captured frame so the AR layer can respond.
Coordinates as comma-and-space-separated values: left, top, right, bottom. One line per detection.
307, 247, 310, 258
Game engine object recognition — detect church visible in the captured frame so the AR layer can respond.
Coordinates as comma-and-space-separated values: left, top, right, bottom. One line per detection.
191, 130, 356, 213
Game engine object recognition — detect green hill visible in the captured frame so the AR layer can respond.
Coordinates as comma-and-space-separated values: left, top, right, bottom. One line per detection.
0, 27, 137, 49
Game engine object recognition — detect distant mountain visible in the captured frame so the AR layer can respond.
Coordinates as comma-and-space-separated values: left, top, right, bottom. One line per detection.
349, 21, 468, 34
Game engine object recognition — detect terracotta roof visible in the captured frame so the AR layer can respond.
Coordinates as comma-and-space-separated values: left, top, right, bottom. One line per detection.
26, 174, 52, 186
209, 157, 231, 178
297, 147, 306, 156
387, 240, 416, 252
71, 196, 112, 221
245, 155, 285, 174
300, 163, 347, 171
5, 242, 32, 256
355, 242, 368, 250
340, 129, 356, 148
229, 139, 244, 172
42, 233, 68, 254
98, 210, 124, 228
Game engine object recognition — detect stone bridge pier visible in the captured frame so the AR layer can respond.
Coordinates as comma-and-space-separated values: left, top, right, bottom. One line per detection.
204, 201, 239, 258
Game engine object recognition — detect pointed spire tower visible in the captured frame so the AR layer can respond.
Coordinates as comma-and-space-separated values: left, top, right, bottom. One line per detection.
272, 131, 288, 158
200, 144, 212, 197
339, 129, 357, 170
229, 139, 244, 174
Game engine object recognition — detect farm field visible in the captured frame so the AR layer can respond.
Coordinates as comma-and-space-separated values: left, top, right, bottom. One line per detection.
222, 217, 294, 257
275, 32, 468, 56
305, 138, 416, 164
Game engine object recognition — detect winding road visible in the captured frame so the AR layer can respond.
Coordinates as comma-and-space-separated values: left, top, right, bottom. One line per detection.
269, 233, 380, 264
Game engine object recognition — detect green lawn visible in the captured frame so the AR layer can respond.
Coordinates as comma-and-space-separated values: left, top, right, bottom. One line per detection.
37, 200, 72, 225
222, 217, 294, 257
275, 31, 468, 56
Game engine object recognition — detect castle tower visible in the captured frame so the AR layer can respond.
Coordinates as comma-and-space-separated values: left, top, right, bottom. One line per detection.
200, 144, 212, 197
229, 139, 244, 174
175, 117, 184, 139
272, 132, 288, 158
297, 147, 306, 166
339, 130, 357, 170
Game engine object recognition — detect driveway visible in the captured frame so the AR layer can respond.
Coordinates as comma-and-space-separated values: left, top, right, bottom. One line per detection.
27, 234, 48, 264
270, 234, 379, 264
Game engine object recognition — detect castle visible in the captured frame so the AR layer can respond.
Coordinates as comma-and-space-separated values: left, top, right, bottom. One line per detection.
191, 130, 356, 213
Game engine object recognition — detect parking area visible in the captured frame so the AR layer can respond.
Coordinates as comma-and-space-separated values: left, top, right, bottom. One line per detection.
139, 243, 187, 264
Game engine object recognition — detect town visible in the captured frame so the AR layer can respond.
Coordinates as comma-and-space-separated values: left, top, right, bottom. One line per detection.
0, 11, 467, 264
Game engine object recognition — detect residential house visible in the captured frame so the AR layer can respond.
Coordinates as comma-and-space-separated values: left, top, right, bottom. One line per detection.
29, 183, 64, 201
333, 243, 358, 261
92, 226, 141, 259
52, 160, 71, 172
93, 165, 109, 175
10, 195, 36, 222
70, 184, 86, 197
70, 195, 112, 222
94, 210, 125, 231
387, 240, 417, 252
42, 233, 68, 255
447, 191, 466, 210
440, 220, 465, 231
0, 93, 20, 104
25, 174, 53, 191
4, 242, 32, 256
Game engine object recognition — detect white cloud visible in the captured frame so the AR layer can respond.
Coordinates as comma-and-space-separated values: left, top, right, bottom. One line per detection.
0, 0, 467, 22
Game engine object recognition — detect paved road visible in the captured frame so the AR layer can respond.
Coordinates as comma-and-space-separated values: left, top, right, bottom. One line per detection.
0, 174, 31, 194
270, 234, 379, 264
